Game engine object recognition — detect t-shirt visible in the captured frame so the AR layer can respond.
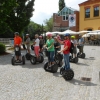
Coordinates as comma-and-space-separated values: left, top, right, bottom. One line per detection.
39, 39, 44, 45
14, 36, 22, 46
54, 42, 61, 51
46, 38, 54, 51
26, 37, 30, 46
35, 38, 40, 46
63, 40, 71, 54
71, 39, 77, 47
78, 38, 84, 46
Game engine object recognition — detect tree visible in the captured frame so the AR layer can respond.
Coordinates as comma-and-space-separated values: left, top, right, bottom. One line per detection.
0, 0, 35, 38
44, 16, 53, 32
23, 21, 43, 39
0, 0, 17, 35
6, 0, 35, 34
59, 0, 65, 11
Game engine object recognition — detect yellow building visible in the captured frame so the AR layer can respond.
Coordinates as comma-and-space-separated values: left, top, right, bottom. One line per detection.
79, 0, 100, 31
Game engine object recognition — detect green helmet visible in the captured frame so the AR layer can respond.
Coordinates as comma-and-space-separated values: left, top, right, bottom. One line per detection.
71, 36, 75, 39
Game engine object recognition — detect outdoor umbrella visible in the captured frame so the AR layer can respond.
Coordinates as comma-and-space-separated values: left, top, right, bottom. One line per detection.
59, 29, 79, 35
82, 33, 90, 37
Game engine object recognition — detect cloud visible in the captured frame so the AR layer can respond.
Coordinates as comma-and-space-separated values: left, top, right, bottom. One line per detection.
31, 0, 87, 24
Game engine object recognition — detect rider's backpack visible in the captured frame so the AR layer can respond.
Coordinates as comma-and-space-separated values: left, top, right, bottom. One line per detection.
69, 42, 74, 54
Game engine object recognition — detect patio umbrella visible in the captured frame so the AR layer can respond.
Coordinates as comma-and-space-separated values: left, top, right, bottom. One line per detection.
82, 34, 90, 37
59, 29, 79, 35
51, 31, 61, 35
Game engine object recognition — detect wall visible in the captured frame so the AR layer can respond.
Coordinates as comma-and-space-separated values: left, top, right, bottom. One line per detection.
79, 1, 100, 31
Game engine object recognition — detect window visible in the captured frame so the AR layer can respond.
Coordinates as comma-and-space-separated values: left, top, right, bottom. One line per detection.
85, 8, 90, 18
63, 15, 68, 20
94, 6, 99, 17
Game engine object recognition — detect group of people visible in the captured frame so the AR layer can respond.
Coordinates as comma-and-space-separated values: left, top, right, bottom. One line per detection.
13, 32, 84, 70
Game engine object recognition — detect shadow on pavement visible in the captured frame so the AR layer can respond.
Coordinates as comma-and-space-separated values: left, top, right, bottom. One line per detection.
76, 62, 89, 66
85, 58, 95, 60
68, 78, 97, 86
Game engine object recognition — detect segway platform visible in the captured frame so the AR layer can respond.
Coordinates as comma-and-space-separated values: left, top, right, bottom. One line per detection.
44, 62, 58, 73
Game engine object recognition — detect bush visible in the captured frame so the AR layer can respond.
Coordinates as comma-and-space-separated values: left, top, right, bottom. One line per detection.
0, 43, 6, 54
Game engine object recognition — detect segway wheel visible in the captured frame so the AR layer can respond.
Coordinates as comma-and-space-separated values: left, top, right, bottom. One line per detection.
77, 52, 80, 57
81, 53, 85, 59
11, 57, 15, 65
51, 64, 58, 73
22, 56, 25, 65
38, 55, 44, 63
60, 67, 65, 75
25, 53, 31, 60
63, 69, 74, 80
30, 56, 36, 64
74, 57, 78, 63
44, 62, 49, 71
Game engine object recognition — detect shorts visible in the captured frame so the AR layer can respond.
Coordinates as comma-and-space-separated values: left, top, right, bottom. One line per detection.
15, 47, 21, 56
73, 47, 77, 54
39, 44, 43, 49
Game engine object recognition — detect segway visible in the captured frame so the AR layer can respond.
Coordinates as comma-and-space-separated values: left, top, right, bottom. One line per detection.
77, 52, 85, 59
11, 45, 25, 65
69, 55, 78, 63
54, 53, 63, 67
60, 67, 74, 80
22, 44, 31, 60
30, 52, 44, 64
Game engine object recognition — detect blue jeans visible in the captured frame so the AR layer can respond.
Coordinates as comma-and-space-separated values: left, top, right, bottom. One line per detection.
48, 51, 55, 62
63, 53, 70, 70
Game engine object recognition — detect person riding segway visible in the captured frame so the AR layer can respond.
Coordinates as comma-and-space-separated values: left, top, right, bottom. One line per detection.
77, 35, 85, 58
11, 32, 25, 65
56, 33, 74, 80
25, 34, 31, 60
44, 33, 59, 73
54, 36, 63, 67
30, 34, 44, 64
69, 36, 78, 63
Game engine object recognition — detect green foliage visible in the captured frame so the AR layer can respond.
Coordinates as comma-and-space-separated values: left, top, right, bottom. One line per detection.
23, 21, 43, 39
44, 16, 53, 32
0, 43, 6, 54
0, 0, 35, 37
59, 0, 65, 11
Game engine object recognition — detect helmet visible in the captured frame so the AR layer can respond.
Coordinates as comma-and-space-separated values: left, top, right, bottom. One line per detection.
26, 34, 29, 36
71, 36, 75, 39
14, 32, 19, 35
64, 33, 70, 37
47, 33, 52, 37
39, 36, 42, 38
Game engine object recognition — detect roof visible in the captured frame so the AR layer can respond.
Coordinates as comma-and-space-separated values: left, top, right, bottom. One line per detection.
58, 6, 78, 14
79, 0, 100, 6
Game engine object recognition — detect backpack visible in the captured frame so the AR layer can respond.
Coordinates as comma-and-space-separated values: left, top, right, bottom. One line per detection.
69, 42, 74, 53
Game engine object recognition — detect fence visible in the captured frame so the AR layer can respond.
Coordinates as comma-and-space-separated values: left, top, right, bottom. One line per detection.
0, 38, 14, 46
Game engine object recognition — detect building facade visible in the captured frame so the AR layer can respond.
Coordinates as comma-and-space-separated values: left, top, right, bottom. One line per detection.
79, 0, 100, 31
53, 6, 79, 32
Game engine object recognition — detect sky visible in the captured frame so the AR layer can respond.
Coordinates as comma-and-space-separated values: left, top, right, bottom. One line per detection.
31, 0, 87, 25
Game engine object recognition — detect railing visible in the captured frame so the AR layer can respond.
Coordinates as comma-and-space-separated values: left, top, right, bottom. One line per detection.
0, 38, 14, 46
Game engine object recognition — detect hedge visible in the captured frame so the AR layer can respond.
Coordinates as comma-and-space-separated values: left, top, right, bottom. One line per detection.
0, 43, 6, 54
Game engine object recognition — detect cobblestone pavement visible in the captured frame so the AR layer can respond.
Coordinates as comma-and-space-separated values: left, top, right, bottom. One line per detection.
0, 46, 100, 100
